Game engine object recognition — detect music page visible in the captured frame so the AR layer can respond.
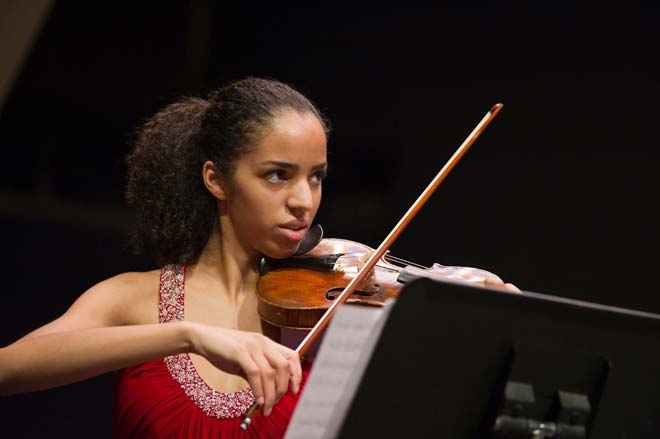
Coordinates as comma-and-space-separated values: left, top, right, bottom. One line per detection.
284, 300, 394, 439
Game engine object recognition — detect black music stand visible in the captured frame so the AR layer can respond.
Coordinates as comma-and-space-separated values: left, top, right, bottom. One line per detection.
337, 278, 660, 438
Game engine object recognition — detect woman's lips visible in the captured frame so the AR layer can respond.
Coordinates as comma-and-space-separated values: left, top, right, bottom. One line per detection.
278, 226, 307, 242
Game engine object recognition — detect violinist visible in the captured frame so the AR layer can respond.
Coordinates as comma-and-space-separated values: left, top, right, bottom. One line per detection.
0, 77, 518, 438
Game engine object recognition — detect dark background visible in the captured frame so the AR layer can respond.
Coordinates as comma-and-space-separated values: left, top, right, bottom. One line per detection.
1, 2, 659, 437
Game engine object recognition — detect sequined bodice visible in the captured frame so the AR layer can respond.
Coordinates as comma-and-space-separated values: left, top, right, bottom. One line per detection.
159, 264, 255, 419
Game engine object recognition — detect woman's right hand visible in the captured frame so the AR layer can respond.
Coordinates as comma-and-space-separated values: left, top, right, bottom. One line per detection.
188, 323, 302, 416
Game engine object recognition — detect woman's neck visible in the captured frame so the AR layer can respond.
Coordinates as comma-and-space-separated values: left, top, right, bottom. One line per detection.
188, 226, 260, 303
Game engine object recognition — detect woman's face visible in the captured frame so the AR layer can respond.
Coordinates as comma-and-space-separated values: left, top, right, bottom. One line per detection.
221, 110, 327, 259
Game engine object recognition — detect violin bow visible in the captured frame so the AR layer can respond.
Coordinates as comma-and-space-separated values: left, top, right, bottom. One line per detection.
241, 103, 504, 430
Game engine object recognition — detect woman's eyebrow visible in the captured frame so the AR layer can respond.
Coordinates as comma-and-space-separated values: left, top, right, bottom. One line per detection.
259, 160, 297, 169
259, 160, 327, 170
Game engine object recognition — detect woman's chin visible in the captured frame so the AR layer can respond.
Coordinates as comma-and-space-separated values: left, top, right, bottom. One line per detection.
261, 242, 299, 260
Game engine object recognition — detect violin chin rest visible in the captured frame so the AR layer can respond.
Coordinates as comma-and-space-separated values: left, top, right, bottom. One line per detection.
293, 224, 324, 255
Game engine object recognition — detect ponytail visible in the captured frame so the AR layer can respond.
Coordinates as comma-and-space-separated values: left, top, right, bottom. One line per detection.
125, 97, 214, 265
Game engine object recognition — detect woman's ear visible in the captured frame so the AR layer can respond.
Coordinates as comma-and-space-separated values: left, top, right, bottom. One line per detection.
202, 160, 228, 201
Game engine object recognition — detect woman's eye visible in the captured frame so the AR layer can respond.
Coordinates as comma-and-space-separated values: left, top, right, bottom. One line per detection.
265, 170, 287, 183
311, 171, 327, 184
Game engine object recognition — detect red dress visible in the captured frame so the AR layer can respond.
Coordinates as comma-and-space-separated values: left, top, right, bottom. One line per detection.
113, 265, 310, 438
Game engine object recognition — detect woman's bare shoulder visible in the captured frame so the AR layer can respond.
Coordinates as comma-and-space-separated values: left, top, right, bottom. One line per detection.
97, 270, 161, 293
70, 269, 163, 326
21, 269, 163, 340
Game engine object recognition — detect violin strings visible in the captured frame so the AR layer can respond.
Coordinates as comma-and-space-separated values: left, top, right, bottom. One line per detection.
384, 254, 424, 268
382, 254, 428, 269
339, 252, 429, 270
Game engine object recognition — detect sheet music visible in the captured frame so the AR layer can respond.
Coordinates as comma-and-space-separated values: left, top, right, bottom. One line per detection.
284, 300, 395, 439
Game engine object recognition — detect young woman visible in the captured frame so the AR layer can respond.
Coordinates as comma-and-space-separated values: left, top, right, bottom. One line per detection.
0, 77, 518, 438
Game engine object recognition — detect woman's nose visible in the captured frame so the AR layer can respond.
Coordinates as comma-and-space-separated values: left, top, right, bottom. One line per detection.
287, 180, 315, 212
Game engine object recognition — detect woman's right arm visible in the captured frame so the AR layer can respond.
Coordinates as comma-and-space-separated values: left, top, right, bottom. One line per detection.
0, 272, 192, 395
0, 273, 300, 415
0, 319, 194, 395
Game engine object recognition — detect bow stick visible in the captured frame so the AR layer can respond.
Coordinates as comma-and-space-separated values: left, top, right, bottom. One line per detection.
241, 103, 504, 430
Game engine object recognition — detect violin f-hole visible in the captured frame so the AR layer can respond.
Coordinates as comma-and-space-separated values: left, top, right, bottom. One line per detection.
325, 288, 341, 300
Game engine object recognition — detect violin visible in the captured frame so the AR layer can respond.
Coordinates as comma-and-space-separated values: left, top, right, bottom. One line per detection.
241, 103, 504, 430
256, 230, 501, 330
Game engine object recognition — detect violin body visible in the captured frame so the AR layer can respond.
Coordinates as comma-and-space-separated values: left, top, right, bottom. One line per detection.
255, 237, 499, 329
256, 239, 403, 329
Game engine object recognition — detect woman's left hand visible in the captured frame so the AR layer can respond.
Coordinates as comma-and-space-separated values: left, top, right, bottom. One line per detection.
483, 275, 521, 293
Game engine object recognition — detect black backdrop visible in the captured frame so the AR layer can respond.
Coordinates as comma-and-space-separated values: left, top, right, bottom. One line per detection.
2, 3, 659, 437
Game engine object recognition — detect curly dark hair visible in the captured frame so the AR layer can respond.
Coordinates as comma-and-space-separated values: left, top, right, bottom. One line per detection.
125, 77, 329, 266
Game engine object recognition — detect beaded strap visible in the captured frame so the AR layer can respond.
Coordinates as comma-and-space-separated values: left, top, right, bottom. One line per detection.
159, 264, 255, 419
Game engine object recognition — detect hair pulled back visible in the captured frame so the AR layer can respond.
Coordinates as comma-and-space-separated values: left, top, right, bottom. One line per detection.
125, 77, 329, 266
